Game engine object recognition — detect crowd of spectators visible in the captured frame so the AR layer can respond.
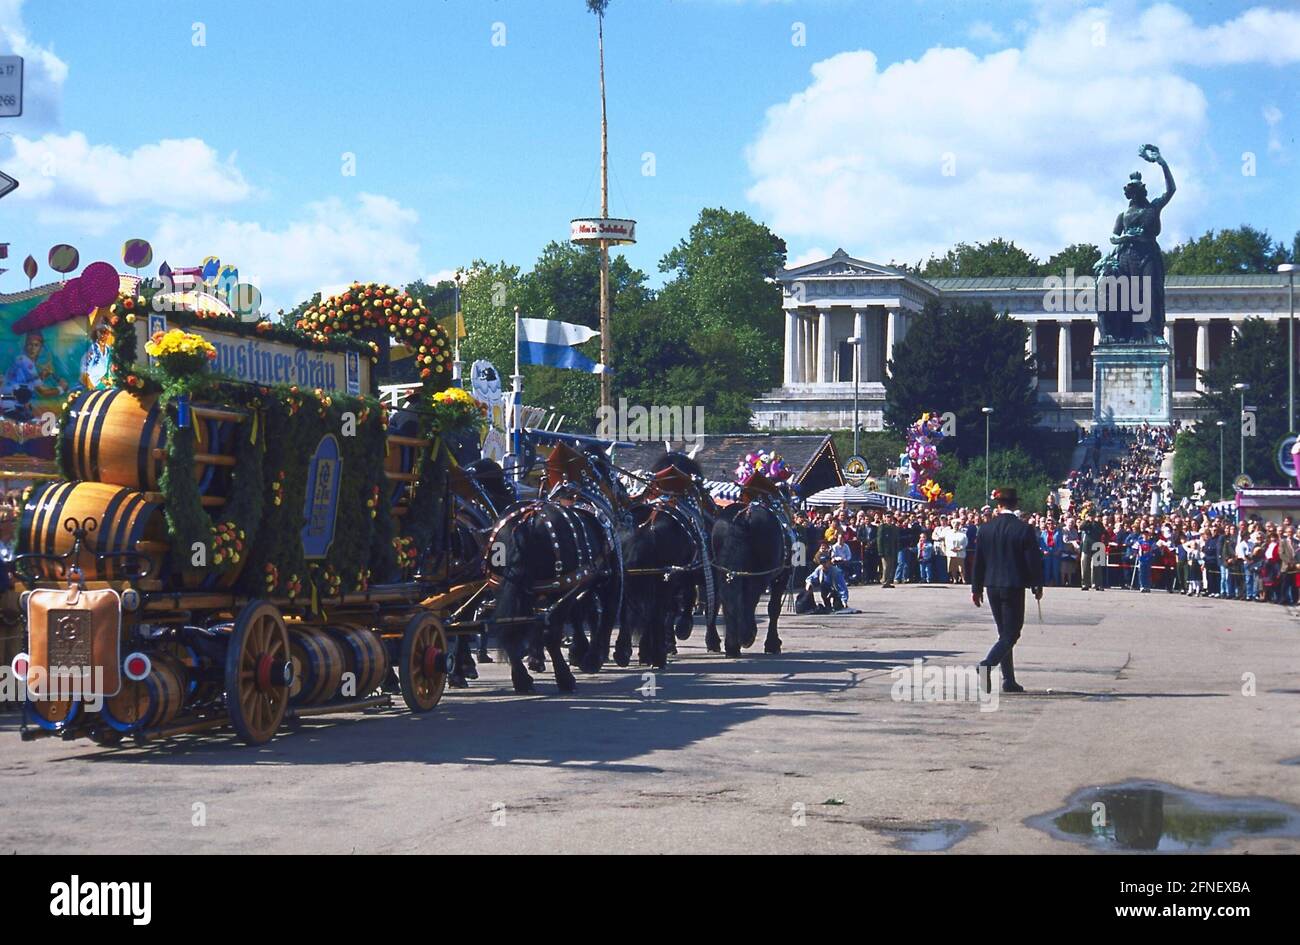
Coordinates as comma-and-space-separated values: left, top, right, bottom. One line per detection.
793, 422, 1298, 611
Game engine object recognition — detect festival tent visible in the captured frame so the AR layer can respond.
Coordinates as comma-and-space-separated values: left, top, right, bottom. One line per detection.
804, 484, 875, 507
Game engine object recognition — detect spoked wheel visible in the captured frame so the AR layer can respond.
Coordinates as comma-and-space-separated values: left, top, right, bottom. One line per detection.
225, 601, 292, 745
399, 612, 451, 713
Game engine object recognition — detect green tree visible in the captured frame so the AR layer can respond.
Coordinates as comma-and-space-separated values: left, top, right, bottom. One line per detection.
1172, 317, 1294, 493
884, 300, 1039, 460
918, 239, 1041, 278
1165, 225, 1294, 275
949, 447, 1058, 512
615, 207, 787, 431
1043, 243, 1102, 277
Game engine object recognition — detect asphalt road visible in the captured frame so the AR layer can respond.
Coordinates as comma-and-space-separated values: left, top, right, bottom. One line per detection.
2, 582, 1298, 854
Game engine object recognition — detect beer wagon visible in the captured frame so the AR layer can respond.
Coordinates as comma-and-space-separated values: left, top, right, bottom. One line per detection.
11, 281, 493, 746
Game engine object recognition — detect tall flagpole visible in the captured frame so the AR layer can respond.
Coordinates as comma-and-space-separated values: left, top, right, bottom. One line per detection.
512, 304, 523, 480
597, 5, 612, 415
452, 273, 463, 386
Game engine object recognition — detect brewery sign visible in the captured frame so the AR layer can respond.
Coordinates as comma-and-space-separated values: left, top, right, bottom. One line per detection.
569, 217, 637, 246
302, 434, 343, 560
128, 321, 369, 393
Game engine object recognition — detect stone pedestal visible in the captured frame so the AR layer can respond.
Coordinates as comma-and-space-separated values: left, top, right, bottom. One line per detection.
1092, 342, 1171, 427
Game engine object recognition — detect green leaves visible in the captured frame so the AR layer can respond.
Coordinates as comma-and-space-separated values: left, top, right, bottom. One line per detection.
1173, 317, 1295, 491
1165, 226, 1295, 275
884, 300, 1039, 461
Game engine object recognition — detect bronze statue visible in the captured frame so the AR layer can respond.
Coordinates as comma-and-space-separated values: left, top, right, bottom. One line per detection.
1095, 144, 1175, 344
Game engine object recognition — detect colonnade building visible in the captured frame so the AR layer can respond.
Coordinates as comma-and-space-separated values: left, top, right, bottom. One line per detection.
752, 249, 1295, 432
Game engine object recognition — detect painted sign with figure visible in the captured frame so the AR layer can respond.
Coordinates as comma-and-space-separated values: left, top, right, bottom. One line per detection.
301, 434, 343, 560
0, 283, 106, 474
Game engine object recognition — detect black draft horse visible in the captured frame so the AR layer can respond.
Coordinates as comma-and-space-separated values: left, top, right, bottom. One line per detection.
485, 446, 623, 693
709, 486, 792, 657
614, 452, 719, 668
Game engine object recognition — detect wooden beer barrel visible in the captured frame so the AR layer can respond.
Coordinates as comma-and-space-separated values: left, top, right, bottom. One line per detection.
61, 389, 240, 496
326, 626, 388, 699
102, 652, 186, 732
288, 627, 345, 705
19, 481, 168, 581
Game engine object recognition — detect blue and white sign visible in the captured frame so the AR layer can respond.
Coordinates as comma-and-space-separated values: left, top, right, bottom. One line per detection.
0, 56, 22, 118
301, 434, 343, 560
345, 350, 361, 395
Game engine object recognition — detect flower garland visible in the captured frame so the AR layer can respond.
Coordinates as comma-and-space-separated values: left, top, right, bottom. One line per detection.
295, 282, 450, 387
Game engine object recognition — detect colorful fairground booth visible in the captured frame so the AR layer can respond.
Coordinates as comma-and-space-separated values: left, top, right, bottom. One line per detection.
2, 262, 495, 746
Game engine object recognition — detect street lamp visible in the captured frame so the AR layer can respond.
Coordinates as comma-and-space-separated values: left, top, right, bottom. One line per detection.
981, 406, 994, 500
1215, 419, 1226, 501
1280, 263, 1296, 434
1233, 382, 1250, 480
848, 335, 863, 457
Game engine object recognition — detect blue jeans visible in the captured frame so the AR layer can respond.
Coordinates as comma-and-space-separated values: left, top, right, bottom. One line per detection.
832, 566, 849, 603
1244, 567, 1258, 600
1138, 559, 1152, 590
1043, 556, 1060, 586
1219, 562, 1232, 598
894, 550, 908, 583
920, 560, 933, 583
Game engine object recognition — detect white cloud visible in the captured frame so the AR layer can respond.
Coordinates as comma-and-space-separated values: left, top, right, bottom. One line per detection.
4, 132, 251, 232
967, 21, 1006, 46
150, 193, 425, 313
746, 2, 1300, 266
0, 0, 67, 132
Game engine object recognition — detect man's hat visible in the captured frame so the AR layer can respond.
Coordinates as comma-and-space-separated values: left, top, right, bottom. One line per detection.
991, 486, 1019, 507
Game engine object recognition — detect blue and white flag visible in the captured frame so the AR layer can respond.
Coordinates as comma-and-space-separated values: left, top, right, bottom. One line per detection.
519, 317, 606, 373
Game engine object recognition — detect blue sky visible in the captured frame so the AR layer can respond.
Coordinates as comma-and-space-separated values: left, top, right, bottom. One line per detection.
1, 0, 1297, 309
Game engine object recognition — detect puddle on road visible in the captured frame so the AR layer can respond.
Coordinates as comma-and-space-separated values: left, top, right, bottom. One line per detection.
1027, 780, 1300, 852
880, 819, 978, 852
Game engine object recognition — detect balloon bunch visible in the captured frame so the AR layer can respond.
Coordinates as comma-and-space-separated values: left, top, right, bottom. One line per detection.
734, 448, 791, 485
905, 412, 954, 506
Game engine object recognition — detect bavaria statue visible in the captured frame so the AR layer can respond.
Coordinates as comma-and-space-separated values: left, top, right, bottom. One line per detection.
1095, 144, 1176, 344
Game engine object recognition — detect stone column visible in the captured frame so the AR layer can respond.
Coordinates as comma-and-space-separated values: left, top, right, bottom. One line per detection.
1163, 322, 1174, 349
853, 309, 867, 384
790, 314, 799, 384
1196, 318, 1210, 392
816, 308, 833, 383
1057, 319, 1072, 394
885, 307, 899, 378
783, 310, 796, 386
865, 306, 883, 382
1026, 321, 1038, 389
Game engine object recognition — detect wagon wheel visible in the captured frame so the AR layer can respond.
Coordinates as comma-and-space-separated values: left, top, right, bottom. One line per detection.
225, 601, 291, 745
399, 612, 450, 713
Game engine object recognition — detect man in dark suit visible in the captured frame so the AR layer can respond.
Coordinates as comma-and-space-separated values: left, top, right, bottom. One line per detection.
971, 487, 1044, 693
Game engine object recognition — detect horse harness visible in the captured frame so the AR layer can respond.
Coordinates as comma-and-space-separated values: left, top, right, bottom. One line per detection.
712, 494, 795, 584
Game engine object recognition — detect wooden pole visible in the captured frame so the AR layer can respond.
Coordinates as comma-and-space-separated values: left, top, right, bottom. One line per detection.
598, 10, 611, 414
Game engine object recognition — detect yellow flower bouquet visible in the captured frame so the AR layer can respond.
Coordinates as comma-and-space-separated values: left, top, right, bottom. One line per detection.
145, 328, 218, 377
429, 385, 486, 434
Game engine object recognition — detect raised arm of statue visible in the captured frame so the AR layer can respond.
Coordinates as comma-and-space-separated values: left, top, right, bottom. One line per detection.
1140, 144, 1175, 209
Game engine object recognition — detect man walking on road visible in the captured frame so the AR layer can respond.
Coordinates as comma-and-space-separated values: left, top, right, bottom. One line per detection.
971, 487, 1044, 694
